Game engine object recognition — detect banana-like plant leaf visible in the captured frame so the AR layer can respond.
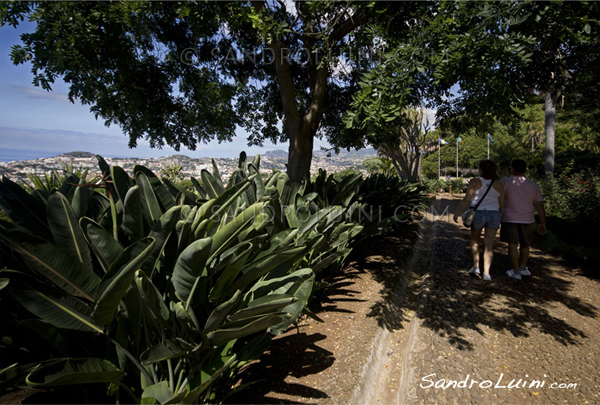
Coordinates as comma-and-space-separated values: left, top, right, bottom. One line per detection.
332, 173, 363, 207
0, 278, 8, 290
207, 314, 286, 347
177, 206, 197, 250
172, 238, 212, 306
228, 295, 298, 322
190, 177, 208, 199
96, 155, 118, 199
136, 172, 163, 225
229, 245, 306, 293
252, 229, 299, 261
204, 290, 243, 333
140, 341, 188, 365
92, 237, 155, 326
209, 241, 253, 302
134, 270, 170, 334
248, 163, 265, 200
141, 381, 185, 404
122, 185, 147, 241
180, 354, 238, 404
134, 165, 176, 212
298, 206, 342, 235
311, 250, 349, 273
110, 166, 133, 203
162, 177, 198, 205
81, 217, 123, 273
47, 192, 93, 272
249, 268, 313, 300
211, 158, 224, 187
269, 270, 315, 335
26, 358, 124, 387
0, 176, 50, 237
138, 206, 182, 274
71, 180, 94, 219
201, 170, 224, 199
8, 284, 102, 333
208, 201, 267, 261
8, 238, 100, 301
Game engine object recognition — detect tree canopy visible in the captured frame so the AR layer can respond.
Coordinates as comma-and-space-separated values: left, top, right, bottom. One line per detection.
1, 1, 423, 180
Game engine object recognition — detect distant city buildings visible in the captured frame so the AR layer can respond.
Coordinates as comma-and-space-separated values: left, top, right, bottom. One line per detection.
0, 150, 374, 185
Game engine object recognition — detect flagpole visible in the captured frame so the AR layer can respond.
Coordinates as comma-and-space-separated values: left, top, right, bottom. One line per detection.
456, 138, 459, 178
438, 141, 441, 179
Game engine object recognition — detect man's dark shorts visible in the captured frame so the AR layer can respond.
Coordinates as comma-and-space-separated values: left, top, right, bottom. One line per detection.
500, 222, 534, 246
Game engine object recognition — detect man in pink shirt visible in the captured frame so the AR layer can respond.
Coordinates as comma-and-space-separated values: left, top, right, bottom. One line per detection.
500, 159, 547, 280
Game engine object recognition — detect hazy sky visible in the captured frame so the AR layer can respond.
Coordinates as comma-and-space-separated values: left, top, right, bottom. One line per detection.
0, 21, 297, 162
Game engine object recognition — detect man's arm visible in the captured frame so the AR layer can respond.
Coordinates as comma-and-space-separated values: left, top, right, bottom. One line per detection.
535, 201, 547, 235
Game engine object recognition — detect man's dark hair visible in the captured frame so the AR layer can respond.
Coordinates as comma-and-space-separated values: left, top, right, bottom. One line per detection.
511, 159, 527, 174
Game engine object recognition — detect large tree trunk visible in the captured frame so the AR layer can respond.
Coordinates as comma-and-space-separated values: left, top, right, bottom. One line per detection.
287, 123, 314, 181
544, 91, 556, 179
256, 2, 362, 181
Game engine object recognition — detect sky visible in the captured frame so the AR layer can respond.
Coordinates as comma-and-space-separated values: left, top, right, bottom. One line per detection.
0, 21, 300, 162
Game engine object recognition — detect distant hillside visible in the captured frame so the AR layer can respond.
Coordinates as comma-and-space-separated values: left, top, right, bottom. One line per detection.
59, 151, 97, 158
263, 150, 288, 158
314, 148, 377, 158
264, 148, 377, 159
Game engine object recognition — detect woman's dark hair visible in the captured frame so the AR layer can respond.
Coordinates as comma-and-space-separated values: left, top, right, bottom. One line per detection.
478, 159, 498, 180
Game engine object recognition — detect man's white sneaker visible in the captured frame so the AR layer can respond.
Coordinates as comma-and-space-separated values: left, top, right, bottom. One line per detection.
506, 269, 522, 280
482, 274, 492, 281
469, 267, 481, 275
519, 267, 531, 276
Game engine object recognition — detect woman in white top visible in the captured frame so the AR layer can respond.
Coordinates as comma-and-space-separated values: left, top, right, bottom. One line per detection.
453, 160, 505, 281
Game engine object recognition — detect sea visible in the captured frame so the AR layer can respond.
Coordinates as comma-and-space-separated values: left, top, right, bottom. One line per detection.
0, 148, 56, 163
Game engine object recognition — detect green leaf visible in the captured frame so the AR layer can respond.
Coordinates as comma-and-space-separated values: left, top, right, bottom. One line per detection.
172, 238, 212, 305
0, 278, 9, 290
8, 284, 102, 333
135, 165, 176, 210
190, 177, 208, 199
92, 237, 155, 326
71, 181, 94, 219
122, 185, 147, 240
0, 235, 100, 301
134, 270, 170, 334
81, 217, 123, 273
269, 270, 315, 335
141, 381, 184, 404
47, 191, 93, 271
136, 172, 163, 225
138, 206, 182, 274
209, 242, 253, 302
110, 166, 133, 202
209, 201, 267, 260
229, 246, 306, 293
201, 170, 225, 199
207, 314, 286, 347
228, 294, 298, 321
204, 290, 243, 333
140, 341, 188, 365
26, 358, 124, 387
0, 176, 50, 238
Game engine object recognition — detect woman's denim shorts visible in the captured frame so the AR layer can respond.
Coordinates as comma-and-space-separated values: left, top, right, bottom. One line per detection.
472, 210, 501, 230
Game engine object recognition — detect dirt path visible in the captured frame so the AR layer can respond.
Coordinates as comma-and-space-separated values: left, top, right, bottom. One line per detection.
395, 196, 600, 404
229, 195, 600, 404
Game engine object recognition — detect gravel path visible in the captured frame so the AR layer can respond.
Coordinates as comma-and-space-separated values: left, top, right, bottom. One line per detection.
228, 195, 600, 404
393, 196, 600, 404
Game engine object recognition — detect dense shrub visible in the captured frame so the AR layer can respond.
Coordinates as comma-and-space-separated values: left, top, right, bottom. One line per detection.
542, 169, 600, 227
0, 153, 427, 403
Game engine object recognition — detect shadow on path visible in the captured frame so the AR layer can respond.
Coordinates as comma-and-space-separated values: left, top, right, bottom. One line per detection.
416, 197, 598, 350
